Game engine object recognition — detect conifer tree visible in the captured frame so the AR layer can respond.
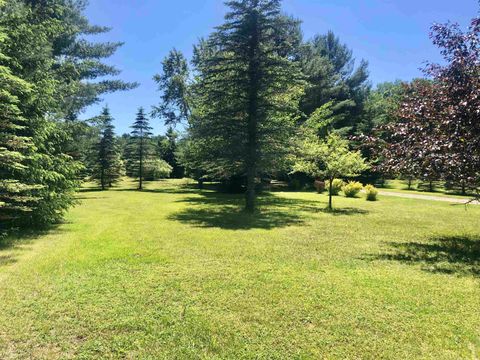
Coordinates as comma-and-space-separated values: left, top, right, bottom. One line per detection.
92, 107, 122, 190
0, 23, 39, 226
300, 31, 370, 136
129, 108, 153, 190
190, 0, 304, 212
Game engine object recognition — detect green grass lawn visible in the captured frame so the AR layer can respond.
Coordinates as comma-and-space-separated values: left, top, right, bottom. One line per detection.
1, 179, 479, 359
382, 179, 477, 199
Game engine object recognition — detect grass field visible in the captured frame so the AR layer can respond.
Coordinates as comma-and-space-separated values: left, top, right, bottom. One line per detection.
0, 179, 479, 359
382, 179, 478, 199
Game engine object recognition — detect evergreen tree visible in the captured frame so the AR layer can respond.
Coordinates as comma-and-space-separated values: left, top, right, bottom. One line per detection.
152, 49, 191, 126
190, 0, 304, 212
358, 81, 405, 135
92, 107, 122, 190
129, 108, 153, 190
156, 127, 183, 178
0, 0, 82, 227
0, 20, 38, 227
300, 31, 370, 136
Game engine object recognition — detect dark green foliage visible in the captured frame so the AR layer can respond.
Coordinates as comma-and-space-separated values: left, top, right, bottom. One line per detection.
91, 107, 123, 189
152, 49, 190, 126
300, 31, 370, 136
128, 108, 153, 190
189, 0, 304, 211
155, 127, 184, 178
0, 0, 134, 228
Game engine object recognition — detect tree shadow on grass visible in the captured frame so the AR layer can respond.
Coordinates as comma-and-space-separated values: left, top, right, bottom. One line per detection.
373, 235, 480, 277
0, 226, 65, 268
169, 191, 368, 230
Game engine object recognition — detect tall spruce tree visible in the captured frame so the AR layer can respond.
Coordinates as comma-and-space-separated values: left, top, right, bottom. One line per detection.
92, 107, 122, 190
190, 0, 303, 212
129, 108, 153, 190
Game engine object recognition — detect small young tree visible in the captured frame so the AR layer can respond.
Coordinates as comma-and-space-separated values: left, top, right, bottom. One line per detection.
92, 107, 122, 190
129, 108, 153, 190
294, 133, 368, 210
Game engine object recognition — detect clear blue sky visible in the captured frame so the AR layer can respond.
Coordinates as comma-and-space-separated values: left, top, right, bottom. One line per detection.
82, 0, 479, 135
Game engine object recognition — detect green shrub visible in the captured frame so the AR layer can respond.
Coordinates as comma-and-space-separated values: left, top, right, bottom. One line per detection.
365, 184, 379, 201
342, 181, 363, 198
328, 179, 344, 195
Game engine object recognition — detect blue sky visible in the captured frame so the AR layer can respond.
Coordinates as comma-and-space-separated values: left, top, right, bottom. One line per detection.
82, 0, 479, 134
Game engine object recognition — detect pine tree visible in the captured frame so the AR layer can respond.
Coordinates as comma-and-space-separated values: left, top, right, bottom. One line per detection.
129, 108, 153, 190
152, 49, 191, 126
92, 107, 122, 190
190, 0, 304, 212
300, 31, 370, 136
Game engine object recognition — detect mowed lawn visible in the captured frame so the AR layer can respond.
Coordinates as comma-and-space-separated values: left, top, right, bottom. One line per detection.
0, 180, 479, 359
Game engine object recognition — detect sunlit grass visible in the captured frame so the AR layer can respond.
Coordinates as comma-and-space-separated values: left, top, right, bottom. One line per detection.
0, 179, 479, 359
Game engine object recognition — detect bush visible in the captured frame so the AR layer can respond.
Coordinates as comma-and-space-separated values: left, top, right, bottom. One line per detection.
364, 185, 379, 201
314, 180, 326, 193
342, 181, 363, 198
328, 179, 344, 196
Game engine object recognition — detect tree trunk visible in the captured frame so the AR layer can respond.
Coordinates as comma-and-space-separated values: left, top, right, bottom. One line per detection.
198, 179, 204, 190
101, 167, 105, 191
407, 178, 412, 190
328, 177, 333, 210
245, 11, 260, 213
429, 181, 433, 192
139, 136, 143, 190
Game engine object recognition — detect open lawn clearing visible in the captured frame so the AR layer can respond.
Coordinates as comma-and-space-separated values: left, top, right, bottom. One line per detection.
0, 180, 479, 359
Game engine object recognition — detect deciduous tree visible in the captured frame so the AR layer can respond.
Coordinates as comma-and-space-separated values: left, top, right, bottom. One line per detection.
294, 133, 368, 210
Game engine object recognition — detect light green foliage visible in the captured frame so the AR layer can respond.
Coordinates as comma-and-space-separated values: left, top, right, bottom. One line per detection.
358, 80, 405, 134
295, 133, 368, 180
294, 132, 369, 208
365, 184, 379, 201
342, 181, 363, 198
144, 159, 172, 180
0, 20, 38, 225
0, 180, 479, 358
328, 179, 345, 195
302, 101, 336, 138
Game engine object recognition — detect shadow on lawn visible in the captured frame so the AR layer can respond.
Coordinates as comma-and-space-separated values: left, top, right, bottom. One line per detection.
0, 226, 64, 267
169, 191, 368, 230
375, 235, 480, 277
